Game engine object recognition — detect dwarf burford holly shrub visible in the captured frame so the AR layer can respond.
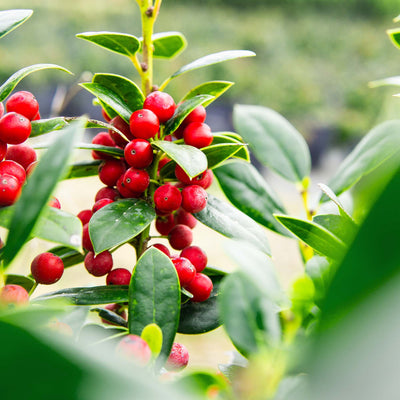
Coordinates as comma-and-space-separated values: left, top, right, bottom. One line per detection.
0, 5, 399, 400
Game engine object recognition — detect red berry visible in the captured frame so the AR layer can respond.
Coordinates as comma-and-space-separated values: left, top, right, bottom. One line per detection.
98, 159, 126, 187
32, 111, 40, 121
116, 174, 141, 199
155, 214, 176, 235
101, 108, 111, 122
0, 103, 4, 118
116, 334, 152, 365
183, 122, 213, 148
129, 109, 160, 139
0, 112, 31, 144
0, 141, 7, 162
106, 268, 131, 285
92, 198, 114, 213
165, 342, 189, 371
95, 186, 120, 202
84, 250, 113, 277
0, 160, 26, 185
82, 223, 94, 252
158, 156, 171, 172
6, 91, 39, 120
6, 144, 36, 170
180, 246, 207, 273
48, 197, 61, 209
154, 184, 182, 213
168, 224, 193, 250
143, 91, 176, 123
31, 252, 64, 285
174, 208, 197, 229
124, 139, 153, 169
174, 165, 209, 186
91, 131, 116, 160
0, 284, 29, 306
123, 167, 150, 193
109, 115, 134, 145
0, 174, 21, 206
183, 105, 206, 125
181, 185, 208, 213
185, 273, 213, 302
77, 209, 92, 225
173, 124, 185, 140
171, 256, 196, 286
197, 169, 213, 189
151, 243, 170, 257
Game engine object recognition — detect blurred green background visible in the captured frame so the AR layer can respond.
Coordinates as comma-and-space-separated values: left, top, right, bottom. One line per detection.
2, 0, 400, 146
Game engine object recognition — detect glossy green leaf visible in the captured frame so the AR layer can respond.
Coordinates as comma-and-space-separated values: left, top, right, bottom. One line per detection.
0, 9, 32, 39
141, 323, 163, 358
178, 275, 224, 334
93, 73, 144, 114
164, 95, 214, 136
91, 307, 128, 327
195, 194, 271, 255
152, 140, 207, 178
233, 104, 311, 183
211, 133, 250, 162
76, 31, 140, 57
76, 143, 124, 157
323, 120, 400, 201
181, 81, 234, 106
143, 31, 187, 59
313, 214, 358, 244
30, 117, 67, 137
2, 119, 84, 267
5, 274, 35, 292
128, 247, 180, 364
80, 82, 132, 123
89, 198, 155, 254
214, 160, 289, 236
64, 160, 101, 180
32, 285, 129, 306
275, 215, 346, 260
219, 271, 281, 357
202, 143, 245, 169
47, 246, 85, 268
0, 64, 72, 102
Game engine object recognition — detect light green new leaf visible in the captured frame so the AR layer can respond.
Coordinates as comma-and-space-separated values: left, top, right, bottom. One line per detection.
141, 31, 187, 59
141, 323, 163, 358
0, 9, 32, 39
181, 81, 234, 106
313, 214, 357, 244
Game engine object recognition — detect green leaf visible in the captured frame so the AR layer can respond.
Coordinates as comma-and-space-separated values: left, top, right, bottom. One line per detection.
195, 194, 271, 255
275, 215, 346, 260
76, 143, 124, 157
214, 160, 289, 236
152, 140, 207, 178
32, 285, 129, 306
144, 31, 187, 59
202, 143, 245, 169
368, 75, 400, 89
181, 81, 234, 106
64, 160, 101, 180
323, 120, 400, 201
93, 73, 144, 113
387, 28, 400, 50
0, 64, 72, 102
164, 95, 214, 136
233, 104, 311, 183
5, 274, 35, 292
305, 255, 333, 303
80, 82, 132, 123
313, 214, 358, 244
47, 246, 85, 268
30, 117, 67, 137
91, 307, 128, 327
89, 198, 155, 254
141, 323, 163, 358
219, 272, 281, 357
0, 9, 32, 39
128, 247, 180, 364
178, 275, 224, 334
2, 119, 84, 267
211, 133, 250, 162
76, 31, 140, 57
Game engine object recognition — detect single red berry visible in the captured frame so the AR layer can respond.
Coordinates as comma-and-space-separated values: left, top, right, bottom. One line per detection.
124, 139, 153, 169
181, 185, 208, 214
185, 273, 213, 302
151, 243, 170, 257
183, 122, 213, 148
143, 91, 176, 123
171, 256, 196, 286
165, 342, 189, 371
116, 334, 152, 365
154, 184, 182, 213
101, 108, 111, 122
0, 160, 26, 185
0, 112, 31, 145
197, 169, 213, 189
77, 209, 92, 225
155, 214, 176, 235
92, 198, 114, 213
95, 186, 120, 202
48, 197, 61, 209
174, 208, 197, 229
116, 175, 141, 199
0, 141, 7, 162
180, 246, 207, 273
123, 167, 150, 193
106, 268, 132, 285
6, 91, 39, 121
109, 115, 134, 145
84, 250, 113, 277
82, 223, 94, 252
91, 131, 116, 160
0, 284, 29, 306
98, 159, 126, 187
6, 144, 37, 170
31, 252, 64, 285
0, 173, 21, 206
101, 303, 127, 325
168, 224, 193, 250
129, 109, 160, 139
183, 105, 206, 125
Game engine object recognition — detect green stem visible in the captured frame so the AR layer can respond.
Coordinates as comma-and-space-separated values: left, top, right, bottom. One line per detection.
140, 0, 155, 95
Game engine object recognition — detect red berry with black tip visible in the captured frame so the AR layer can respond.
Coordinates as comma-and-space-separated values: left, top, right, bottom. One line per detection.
106, 268, 131, 285
6, 91, 39, 121
0, 173, 21, 206
0, 112, 31, 145
116, 175, 141, 199
129, 109, 160, 139
166, 342, 189, 371
180, 246, 207, 273
143, 91, 176, 123
84, 250, 113, 277
168, 224, 193, 250
124, 139, 153, 169
183, 122, 213, 148
181, 185, 208, 213
154, 184, 182, 213
98, 159, 126, 187
6, 144, 36, 170
171, 256, 196, 286
31, 252, 64, 285
123, 167, 150, 193
185, 273, 213, 302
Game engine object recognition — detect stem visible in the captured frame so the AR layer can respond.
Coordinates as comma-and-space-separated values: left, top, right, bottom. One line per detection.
140, 0, 155, 95
299, 178, 314, 262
